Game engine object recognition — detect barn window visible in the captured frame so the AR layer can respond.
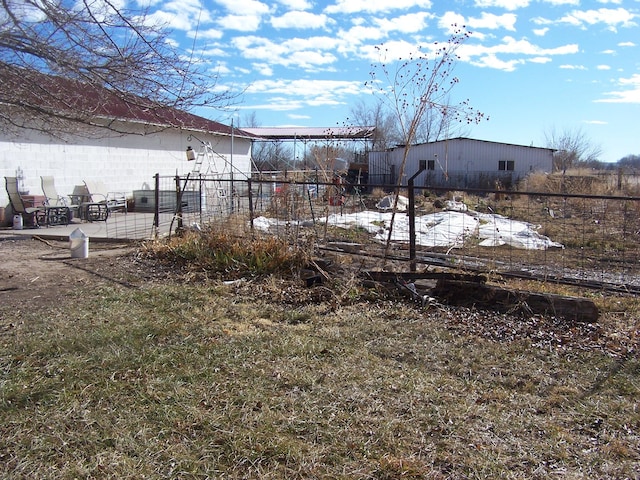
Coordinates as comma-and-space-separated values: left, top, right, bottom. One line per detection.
499, 160, 515, 171
427, 159, 435, 170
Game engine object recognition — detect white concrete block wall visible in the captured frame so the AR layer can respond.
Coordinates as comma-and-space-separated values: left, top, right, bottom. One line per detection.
1, 127, 252, 220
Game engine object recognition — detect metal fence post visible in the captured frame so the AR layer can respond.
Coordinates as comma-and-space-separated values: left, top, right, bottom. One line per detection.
408, 163, 427, 272
175, 174, 183, 232
248, 178, 254, 233
153, 173, 160, 238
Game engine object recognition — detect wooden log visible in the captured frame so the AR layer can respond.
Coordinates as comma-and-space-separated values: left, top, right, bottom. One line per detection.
362, 270, 487, 284
432, 279, 599, 323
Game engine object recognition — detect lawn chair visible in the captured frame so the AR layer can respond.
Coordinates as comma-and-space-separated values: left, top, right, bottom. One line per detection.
79, 180, 127, 222
40, 176, 75, 225
4, 176, 47, 228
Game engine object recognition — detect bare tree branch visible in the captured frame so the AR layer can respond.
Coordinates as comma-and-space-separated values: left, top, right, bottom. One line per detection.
365, 25, 488, 261
0, 0, 237, 136
544, 126, 603, 174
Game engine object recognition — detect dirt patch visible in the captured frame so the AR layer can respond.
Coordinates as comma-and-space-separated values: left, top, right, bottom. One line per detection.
0, 236, 143, 315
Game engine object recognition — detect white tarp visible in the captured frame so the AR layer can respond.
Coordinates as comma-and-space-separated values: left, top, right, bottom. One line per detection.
253, 208, 563, 250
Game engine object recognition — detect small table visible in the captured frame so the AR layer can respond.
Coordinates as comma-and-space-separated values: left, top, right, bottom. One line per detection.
44, 206, 72, 226
82, 203, 108, 222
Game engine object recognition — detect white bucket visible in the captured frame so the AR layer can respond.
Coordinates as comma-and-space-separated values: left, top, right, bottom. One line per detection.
69, 228, 89, 259
13, 214, 23, 230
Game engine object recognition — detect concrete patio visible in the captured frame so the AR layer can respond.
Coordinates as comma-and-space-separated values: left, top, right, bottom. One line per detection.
0, 210, 176, 242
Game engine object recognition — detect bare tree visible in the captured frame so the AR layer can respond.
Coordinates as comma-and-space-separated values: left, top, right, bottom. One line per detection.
365, 25, 487, 259
366, 25, 486, 174
347, 99, 400, 150
0, 0, 235, 135
544, 126, 603, 174
252, 141, 294, 173
414, 95, 472, 144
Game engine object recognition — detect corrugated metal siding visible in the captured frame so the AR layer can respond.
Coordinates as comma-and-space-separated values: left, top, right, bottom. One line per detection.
368, 138, 553, 188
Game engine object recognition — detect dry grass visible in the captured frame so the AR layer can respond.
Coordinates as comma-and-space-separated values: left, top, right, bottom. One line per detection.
519, 170, 640, 196
1, 242, 639, 478
148, 227, 311, 280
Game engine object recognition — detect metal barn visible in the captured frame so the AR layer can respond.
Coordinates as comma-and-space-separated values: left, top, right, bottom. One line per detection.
368, 137, 554, 189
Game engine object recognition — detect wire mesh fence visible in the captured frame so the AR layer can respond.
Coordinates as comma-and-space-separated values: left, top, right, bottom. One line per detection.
143, 173, 640, 293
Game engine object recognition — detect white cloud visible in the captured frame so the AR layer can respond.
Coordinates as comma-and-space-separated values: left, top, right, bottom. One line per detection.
276, 0, 312, 9
584, 120, 608, 125
141, 0, 214, 31
374, 12, 433, 34
324, 0, 433, 15
597, 64, 611, 70
456, 36, 578, 70
439, 11, 517, 34
595, 73, 640, 103
543, 0, 579, 5
529, 56, 552, 64
438, 12, 465, 34
618, 41, 635, 47
471, 54, 524, 71
217, 14, 264, 31
200, 46, 228, 58
473, 0, 530, 10
337, 25, 387, 49
556, 8, 637, 30
358, 39, 422, 63
193, 28, 224, 40
243, 79, 366, 111
232, 35, 340, 70
559, 64, 587, 70
533, 27, 549, 36
252, 63, 274, 76
288, 113, 312, 119
271, 11, 332, 29
213, 0, 270, 16
211, 61, 231, 75
468, 12, 518, 31
286, 50, 337, 69
240, 99, 305, 111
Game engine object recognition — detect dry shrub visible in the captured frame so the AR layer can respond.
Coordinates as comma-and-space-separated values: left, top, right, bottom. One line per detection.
370, 187, 388, 200
519, 171, 549, 192
519, 170, 612, 195
148, 228, 310, 279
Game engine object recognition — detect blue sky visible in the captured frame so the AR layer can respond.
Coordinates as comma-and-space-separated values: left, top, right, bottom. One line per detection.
144, 0, 639, 162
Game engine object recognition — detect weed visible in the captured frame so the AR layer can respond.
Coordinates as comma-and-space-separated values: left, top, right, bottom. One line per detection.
148, 228, 310, 279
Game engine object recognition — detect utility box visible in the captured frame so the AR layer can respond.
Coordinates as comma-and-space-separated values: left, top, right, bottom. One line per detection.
133, 190, 201, 213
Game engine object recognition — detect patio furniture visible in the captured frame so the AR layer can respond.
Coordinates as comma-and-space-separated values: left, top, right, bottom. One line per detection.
72, 180, 127, 222
5, 176, 71, 227
40, 176, 76, 225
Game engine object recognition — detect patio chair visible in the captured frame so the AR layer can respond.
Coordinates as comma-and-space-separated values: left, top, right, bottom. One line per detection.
40, 176, 75, 225
79, 180, 127, 222
4, 176, 46, 227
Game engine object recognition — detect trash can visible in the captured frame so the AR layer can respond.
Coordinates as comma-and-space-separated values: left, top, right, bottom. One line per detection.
69, 228, 89, 258
13, 214, 23, 230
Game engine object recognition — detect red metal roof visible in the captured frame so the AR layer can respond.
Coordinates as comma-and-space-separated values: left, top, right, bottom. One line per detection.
3, 69, 254, 138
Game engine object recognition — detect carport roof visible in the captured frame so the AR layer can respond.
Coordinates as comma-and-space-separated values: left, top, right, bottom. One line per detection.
243, 126, 375, 140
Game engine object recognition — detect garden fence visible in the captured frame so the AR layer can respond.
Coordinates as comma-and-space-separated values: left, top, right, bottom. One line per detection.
145, 173, 640, 294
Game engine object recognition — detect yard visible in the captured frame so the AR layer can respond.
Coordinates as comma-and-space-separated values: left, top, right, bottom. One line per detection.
0, 236, 638, 478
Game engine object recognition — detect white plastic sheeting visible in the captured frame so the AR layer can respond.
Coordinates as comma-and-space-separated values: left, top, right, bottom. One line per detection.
253, 208, 563, 250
